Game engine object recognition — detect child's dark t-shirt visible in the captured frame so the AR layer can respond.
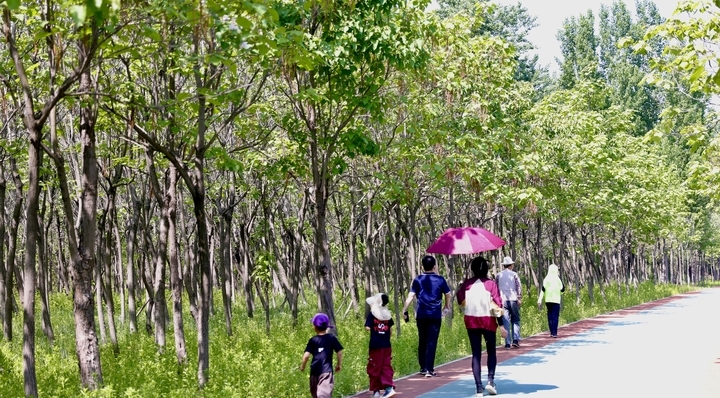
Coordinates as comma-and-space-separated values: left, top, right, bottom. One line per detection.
304, 334, 344, 375
365, 314, 394, 350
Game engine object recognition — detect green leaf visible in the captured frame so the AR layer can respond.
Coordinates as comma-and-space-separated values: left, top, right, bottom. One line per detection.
236, 16, 252, 31
689, 66, 705, 82
69, 5, 87, 27
143, 26, 162, 42
6, 0, 20, 9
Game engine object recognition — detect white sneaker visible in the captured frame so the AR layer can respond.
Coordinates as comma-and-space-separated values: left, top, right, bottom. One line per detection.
371, 391, 381, 398
476, 392, 485, 397
382, 387, 396, 398
486, 382, 497, 395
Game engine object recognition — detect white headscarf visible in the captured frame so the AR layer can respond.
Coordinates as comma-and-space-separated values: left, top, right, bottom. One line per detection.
366, 293, 392, 321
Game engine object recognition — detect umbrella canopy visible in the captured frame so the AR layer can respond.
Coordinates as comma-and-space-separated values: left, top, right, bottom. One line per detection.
426, 227, 505, 255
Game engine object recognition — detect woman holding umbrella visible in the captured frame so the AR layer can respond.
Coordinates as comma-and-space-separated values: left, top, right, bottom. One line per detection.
456, 256, 508, 396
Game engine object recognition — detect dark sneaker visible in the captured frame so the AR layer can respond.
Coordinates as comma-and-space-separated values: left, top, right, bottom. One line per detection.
486, 382, 497, 395
511, 340, 520, 348
419, 369, 427, 376
504, 344, 511, 349
382, 387, 396, 397
475, 389, 485, 397
425, 371, 437, 378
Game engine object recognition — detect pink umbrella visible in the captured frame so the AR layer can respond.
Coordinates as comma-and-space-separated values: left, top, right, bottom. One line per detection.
426, 227, 505, 255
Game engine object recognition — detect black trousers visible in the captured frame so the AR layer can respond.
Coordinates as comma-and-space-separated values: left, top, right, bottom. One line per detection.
416, 317, 442, 372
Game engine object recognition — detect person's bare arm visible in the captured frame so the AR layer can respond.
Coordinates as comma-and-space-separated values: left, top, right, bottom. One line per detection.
401, 292, 415, 314
444, 292, 452, 312
299, 351, 311, 372
335, 350, 343, 373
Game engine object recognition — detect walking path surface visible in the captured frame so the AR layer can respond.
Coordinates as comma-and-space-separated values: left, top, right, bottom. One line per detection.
350, 288, 720, 398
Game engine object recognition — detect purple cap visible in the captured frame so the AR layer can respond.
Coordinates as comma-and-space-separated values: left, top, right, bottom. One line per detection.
311, 313, 331, 329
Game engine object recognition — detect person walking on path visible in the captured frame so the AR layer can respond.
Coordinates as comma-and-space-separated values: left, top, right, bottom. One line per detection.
457, 256, 508, 397
537, 264, 565, 338
300, 313, 344, 398
401, 255, 452, 377
365, 293, 396, 398
496, 256, 522, 348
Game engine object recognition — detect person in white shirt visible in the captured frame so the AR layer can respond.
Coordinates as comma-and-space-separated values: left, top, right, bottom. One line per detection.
496, 256, 522, 348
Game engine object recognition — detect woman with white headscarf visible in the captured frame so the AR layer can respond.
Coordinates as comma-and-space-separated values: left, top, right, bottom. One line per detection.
537, 264, 565, 338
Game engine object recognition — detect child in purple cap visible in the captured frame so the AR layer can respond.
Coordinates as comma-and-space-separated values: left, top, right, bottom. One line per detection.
300, 313, 344, 398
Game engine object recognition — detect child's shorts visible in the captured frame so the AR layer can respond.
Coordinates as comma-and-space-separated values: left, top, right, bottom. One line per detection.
310, 372, 334, 398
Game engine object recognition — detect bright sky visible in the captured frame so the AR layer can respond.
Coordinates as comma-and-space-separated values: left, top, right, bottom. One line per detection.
492, 0, 681, 73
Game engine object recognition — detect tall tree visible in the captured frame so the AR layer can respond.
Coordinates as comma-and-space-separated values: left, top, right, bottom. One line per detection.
274, 0, 433, 328
557, 11, 600, 88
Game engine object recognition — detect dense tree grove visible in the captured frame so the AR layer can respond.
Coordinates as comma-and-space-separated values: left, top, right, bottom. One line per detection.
0, 0, 719, 394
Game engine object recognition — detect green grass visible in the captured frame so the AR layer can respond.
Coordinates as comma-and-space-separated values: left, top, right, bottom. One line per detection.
0, 281, 700, 397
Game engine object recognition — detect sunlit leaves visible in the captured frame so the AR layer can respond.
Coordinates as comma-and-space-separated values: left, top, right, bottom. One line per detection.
528, 79, 686, 238
5, 0, 20, 10
638, 0, 720, 95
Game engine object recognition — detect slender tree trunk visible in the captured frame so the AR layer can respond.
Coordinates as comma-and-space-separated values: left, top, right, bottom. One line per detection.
21, 126, 42, 398
8, 160, 24, 313
291, 191, 308, 326
113, 207, 125, 325
54, 208, 69, 293
148, 154, 169, 348
95, 235, 106, 343
306, 95, 338, 327
0, 161, 11, 342
217, 190, 234, 337
364, 198, 377, 309
101, 199, 119, 354
180, 201, 198, 322
37, 189, 54, 344
346, 190, 359, 314
239, 221, 254, 319
75, 59, 104, 388
126, 186, 141, 333
167, 165, 187, 365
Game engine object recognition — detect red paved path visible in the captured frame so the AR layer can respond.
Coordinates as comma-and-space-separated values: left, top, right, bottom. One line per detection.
349, 292, 701, 397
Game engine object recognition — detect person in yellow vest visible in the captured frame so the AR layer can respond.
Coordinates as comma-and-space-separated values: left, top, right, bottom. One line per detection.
537, 264, 565, 338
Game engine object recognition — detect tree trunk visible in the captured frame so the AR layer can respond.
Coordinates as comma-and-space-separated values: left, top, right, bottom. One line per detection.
0, 161, 6, 341
179, 197, 198, 322
126, 186, 141, 333
101, 198, 119, 354
53, 202, 68, 291
313, 174, 336, 330
238, 220, 254, 319
167, 164, 187, 365
216, 188, 234, 337
112, 206, 125, 326
37, 189, 54, 344
0, 160, 14, 342
147, 152, 169, 349
75, 60, 104, 388
7, 160, 24, 323
21, 123, 42, 398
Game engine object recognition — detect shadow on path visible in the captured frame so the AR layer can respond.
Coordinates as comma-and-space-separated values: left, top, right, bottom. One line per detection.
415, 376, 558, 397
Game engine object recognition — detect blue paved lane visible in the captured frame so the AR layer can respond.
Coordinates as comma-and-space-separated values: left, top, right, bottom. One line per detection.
418, 289, 720, 398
